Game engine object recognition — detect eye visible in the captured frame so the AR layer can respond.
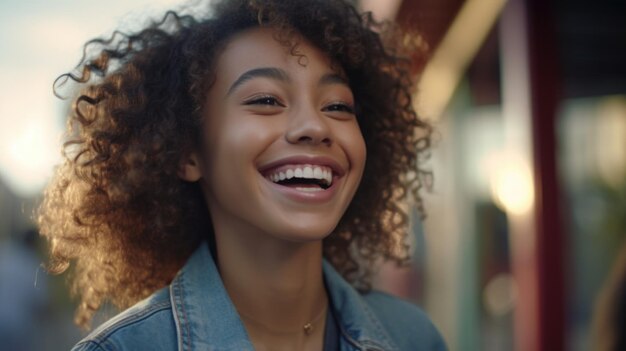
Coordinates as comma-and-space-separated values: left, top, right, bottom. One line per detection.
323, 102, 355, 114
244, 95, 285, 107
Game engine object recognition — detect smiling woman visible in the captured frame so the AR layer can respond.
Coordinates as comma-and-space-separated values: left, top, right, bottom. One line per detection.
36, 0, 443, 350
179, 27, 367, 245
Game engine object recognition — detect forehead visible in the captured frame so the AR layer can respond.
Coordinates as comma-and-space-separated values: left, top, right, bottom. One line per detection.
213, 27, 338, 79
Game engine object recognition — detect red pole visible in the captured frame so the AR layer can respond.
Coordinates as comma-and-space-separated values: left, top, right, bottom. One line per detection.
525, 0, 566, 350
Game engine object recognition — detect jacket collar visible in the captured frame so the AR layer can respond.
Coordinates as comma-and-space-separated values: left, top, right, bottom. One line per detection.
169, 242, 398, 351
323, 260, 399, 351
170, 243, 254, 351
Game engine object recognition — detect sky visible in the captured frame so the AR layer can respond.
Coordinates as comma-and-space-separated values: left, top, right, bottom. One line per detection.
0, 0, 198, 197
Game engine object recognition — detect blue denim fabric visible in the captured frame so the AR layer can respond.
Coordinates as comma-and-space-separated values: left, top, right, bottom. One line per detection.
72, 243, 446, 351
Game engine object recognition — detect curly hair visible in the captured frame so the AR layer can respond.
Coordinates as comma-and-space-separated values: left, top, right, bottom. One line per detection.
37, 0, 431, 328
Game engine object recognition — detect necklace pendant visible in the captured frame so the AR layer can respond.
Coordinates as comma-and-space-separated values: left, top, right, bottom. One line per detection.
303, 323, 314, 335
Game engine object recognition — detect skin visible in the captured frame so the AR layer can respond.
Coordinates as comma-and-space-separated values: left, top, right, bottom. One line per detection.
179, 27, 367, 350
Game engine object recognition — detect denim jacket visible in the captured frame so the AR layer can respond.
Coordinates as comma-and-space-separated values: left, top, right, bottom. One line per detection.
72, 243, 446, 351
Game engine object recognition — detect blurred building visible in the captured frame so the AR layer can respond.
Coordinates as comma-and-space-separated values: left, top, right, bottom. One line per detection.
363, 0, 626, 350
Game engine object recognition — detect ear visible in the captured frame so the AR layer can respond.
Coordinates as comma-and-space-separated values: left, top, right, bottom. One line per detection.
178, 152, 203, 182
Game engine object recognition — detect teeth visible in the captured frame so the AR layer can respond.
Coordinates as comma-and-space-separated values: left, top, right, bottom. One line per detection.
265, 164, 334, 186
314, 167, 323, 179
295, 187, 323, 192
303, 166, 313, 178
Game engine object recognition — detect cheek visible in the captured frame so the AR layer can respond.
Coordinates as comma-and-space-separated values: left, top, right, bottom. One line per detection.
345, 123, 367, 174
201, 118, 280, 189
204, 109, 273, 161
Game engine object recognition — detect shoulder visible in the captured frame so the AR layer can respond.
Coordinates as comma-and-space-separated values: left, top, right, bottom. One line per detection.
71, 287, 177, 351
361, 290, 447, 351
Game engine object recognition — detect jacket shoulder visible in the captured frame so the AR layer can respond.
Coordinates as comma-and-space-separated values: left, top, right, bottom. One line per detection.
72, 287, 177, 351
361, 290, 447, 351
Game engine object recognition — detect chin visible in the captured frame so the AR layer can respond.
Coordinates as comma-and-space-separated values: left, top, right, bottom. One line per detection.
268, 218, 339, 243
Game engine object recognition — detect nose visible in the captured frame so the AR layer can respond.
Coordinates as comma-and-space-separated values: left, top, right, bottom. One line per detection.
284, 104, 332, 146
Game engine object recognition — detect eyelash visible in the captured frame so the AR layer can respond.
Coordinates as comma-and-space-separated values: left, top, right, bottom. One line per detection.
323, 102, 355, 114
244, 95, 285, 107
243, 95, 355, 115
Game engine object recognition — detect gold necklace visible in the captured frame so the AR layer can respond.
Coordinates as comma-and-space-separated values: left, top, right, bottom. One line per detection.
303, 306, 327, 335
239, 303, 328, 336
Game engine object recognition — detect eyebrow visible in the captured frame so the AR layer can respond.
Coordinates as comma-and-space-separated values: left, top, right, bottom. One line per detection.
225, 67, 351, 96
319, 73, 349, 87
226, 67, 290, 96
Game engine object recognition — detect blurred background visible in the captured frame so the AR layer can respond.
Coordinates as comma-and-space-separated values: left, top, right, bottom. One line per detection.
0, 0, 624, 350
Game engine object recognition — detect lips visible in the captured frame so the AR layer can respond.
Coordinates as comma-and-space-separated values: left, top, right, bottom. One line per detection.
258, 155, 346, 200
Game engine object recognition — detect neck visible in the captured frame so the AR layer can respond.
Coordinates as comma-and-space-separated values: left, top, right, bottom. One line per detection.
213, 220, 328, 350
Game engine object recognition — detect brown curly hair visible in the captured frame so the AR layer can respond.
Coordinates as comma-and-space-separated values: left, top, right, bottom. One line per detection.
37, 0, 431, 328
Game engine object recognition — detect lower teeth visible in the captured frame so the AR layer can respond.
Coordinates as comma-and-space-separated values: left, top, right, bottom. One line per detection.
295, 187, 323, 192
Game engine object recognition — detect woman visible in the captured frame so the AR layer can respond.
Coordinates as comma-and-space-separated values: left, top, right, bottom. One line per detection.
38, 0, 445, 350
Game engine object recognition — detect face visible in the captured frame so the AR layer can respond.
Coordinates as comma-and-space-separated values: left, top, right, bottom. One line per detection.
184, 27, 366, 243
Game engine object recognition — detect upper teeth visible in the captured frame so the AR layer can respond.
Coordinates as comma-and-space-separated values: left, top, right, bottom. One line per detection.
266, 165, 333, 186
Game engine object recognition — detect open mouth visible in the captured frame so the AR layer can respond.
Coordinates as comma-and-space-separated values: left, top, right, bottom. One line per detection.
263, 164, 334, 192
